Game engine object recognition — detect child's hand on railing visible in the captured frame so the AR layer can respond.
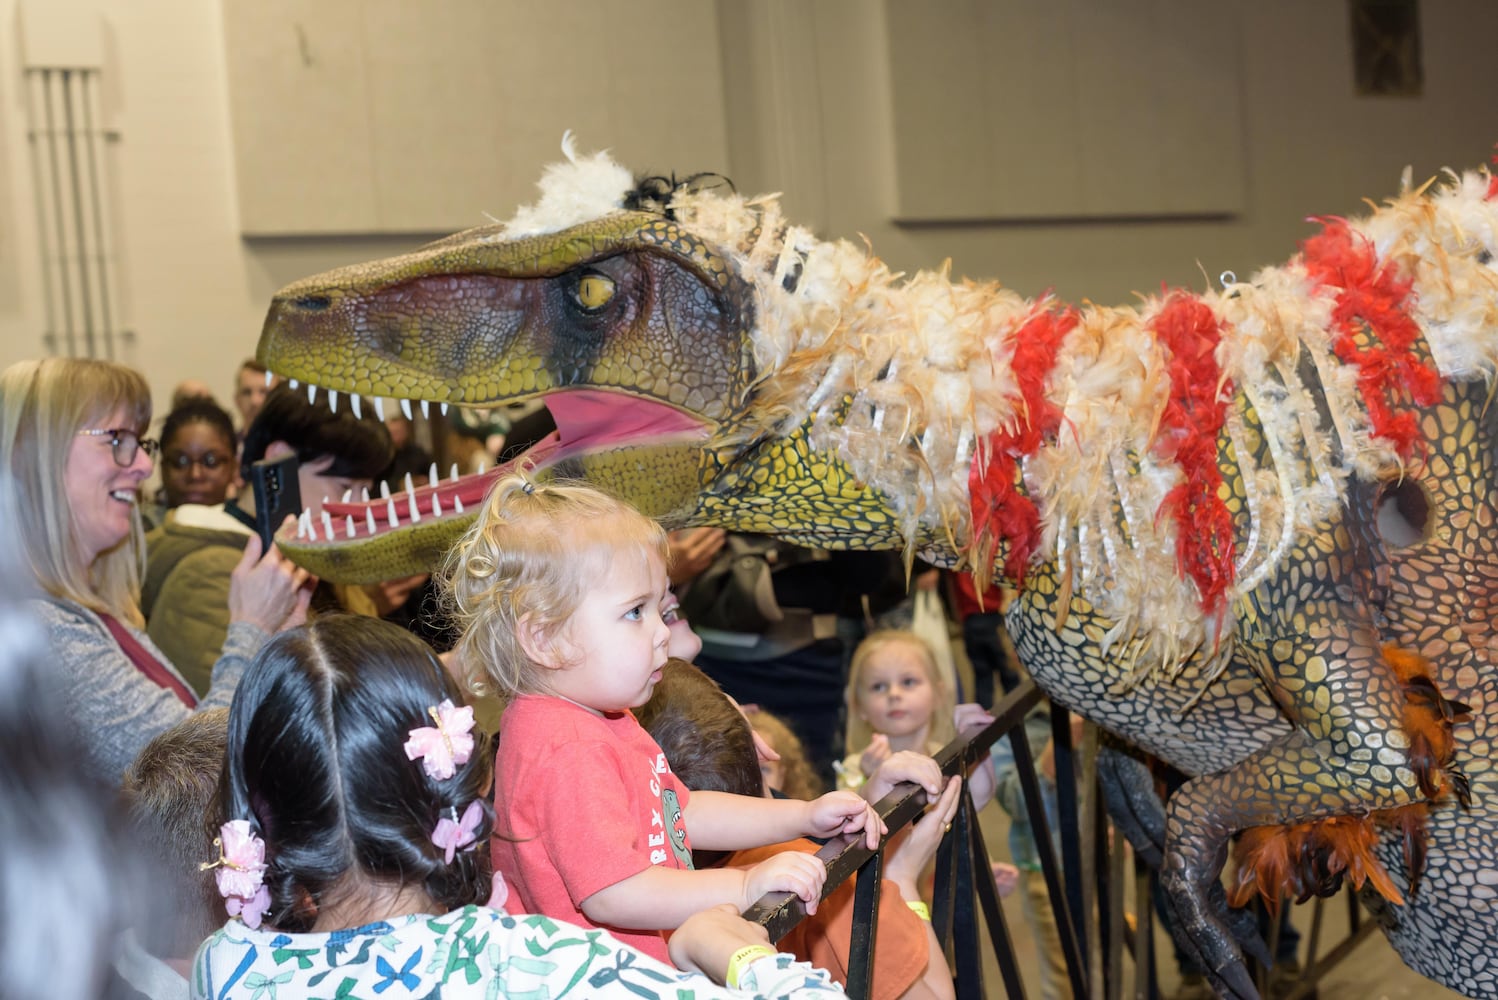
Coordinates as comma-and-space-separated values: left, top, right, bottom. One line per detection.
953, 701, 998, 810
804, 790, 887, 849
741, 851, 827, 914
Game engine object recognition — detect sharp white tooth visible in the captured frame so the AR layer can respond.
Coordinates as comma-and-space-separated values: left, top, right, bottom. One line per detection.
361, 486, 370, 503
350, 393, 362, 419
345, 515, 356, 539
322, 496, 330, 509
366, 507, 377, 535
420, 399, 429, 419
300, 510, 313, 540
321, 511, 334, 538
374, 397, 386, 422
432, 492, 442, 517
307, 383, 317, 405
476, 461, 486, 475
380, 480, 391, 499
296, 515, 307, 540
290, 378, 299, 390
341, 489, 352, 503
440, 402, 448, 416
407, 489, 421, 523
404, 473, 414, 495
328, 389, 338, 413
453, 495, 464, 515
429, 463, 438, 485
264, 370, 273, 387
386, 496, 398, 528
400, 398, 413, 420
449, 464, 459, 483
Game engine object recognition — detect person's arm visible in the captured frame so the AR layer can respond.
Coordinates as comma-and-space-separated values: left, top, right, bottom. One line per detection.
38, 598, 200, 785
580, 851, 827, 928
489, 904, 847, 998
884, 777, 962, 1000
685, 789, 885, 851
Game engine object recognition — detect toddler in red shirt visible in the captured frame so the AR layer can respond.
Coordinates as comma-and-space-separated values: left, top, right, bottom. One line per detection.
444, 474, 886, 965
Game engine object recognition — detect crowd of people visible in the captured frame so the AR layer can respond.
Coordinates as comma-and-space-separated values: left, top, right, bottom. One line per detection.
0, 354, 1298, 1000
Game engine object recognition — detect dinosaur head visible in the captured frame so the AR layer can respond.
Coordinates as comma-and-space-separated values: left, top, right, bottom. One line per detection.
257, 154, 764, 581
256, 139, 998, 583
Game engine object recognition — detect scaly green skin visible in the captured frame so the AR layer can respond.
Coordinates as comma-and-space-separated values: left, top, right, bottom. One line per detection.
258, 171, 1497, 999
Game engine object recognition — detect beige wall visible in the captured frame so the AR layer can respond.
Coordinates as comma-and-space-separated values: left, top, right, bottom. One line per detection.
3, 0, 1496, 418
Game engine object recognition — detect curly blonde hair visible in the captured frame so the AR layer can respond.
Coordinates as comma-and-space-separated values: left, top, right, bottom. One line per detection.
747, 708, 823, 800
844, 629, 956, 756
440, 472, 667, 697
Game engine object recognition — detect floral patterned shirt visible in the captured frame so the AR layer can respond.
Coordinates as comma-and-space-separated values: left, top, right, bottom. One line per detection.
191, 905, 844, 999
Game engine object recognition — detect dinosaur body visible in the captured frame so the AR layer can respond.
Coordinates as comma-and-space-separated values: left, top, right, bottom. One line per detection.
256, 142, 1498, 998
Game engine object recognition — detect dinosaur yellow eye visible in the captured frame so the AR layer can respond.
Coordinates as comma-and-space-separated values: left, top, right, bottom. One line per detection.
574, 272, 616, 312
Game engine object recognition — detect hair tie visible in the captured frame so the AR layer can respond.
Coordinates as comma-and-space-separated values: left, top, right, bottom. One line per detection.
520, 480, 535, 495
431, 800, 484, 863
404, 699, 476, 780
200, 820, 271, 929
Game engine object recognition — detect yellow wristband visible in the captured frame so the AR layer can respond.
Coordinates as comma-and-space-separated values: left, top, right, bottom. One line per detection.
726, 944, 778, 989
906, 900, 931, 922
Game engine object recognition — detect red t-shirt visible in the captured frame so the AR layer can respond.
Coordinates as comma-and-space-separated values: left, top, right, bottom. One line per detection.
491, 695, 693, 965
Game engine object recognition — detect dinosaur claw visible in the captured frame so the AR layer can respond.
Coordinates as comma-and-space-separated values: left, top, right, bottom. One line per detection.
1207, 957, 1263, 1000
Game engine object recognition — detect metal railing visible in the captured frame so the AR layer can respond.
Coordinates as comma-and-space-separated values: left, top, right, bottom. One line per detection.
746, 676, 1385, 999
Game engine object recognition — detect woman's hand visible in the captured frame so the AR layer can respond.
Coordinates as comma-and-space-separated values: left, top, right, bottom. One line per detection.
741, 852, 827, 914
885, 775, 962, 896
668, 903, 774, 982
228, 519, 314, 633
860, 749, 944, 804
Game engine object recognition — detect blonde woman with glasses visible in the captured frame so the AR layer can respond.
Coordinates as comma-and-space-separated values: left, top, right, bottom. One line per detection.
0, 358, 312, 786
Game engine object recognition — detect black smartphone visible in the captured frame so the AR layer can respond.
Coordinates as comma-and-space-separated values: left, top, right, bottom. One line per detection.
248, 453, 301, 551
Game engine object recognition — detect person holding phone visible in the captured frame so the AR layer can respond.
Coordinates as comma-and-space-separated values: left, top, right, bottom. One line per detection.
0, 358, 314, 786
143, 384, 393, 694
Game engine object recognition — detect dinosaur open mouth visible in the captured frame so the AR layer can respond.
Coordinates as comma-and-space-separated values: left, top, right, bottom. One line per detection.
273, 378, 709, 545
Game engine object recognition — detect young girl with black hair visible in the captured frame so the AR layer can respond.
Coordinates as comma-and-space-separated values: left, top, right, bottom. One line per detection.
191, 615, 848, 998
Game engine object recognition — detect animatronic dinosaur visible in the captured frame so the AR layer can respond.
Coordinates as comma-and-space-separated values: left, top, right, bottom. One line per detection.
256, 140, 1497, 999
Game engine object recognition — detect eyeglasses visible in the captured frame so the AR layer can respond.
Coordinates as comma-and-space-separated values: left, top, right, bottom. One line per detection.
164, 450, 232, 472
76, 427, 160, 468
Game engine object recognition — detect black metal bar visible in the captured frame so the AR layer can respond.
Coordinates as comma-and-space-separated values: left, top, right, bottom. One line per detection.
844, 843, 883, 1000
1053, 704, 1086, 963
962, 784, 1026, 999
949, 789, 987, 1000
1009, 699, 1089, 998
79, 69, 116, 361
41, 69, 78, 357
60, 69, 98, 358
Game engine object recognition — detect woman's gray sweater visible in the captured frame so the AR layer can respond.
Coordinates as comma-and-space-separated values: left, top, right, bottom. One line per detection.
32, 596, 266, 786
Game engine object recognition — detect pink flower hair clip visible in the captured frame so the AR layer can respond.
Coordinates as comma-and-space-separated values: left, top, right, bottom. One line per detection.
404, 699, 476, 780
431, 800, 484, 863
200, 819, 271, 929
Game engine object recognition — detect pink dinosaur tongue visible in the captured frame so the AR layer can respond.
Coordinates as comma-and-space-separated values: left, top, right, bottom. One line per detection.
547, 388, 708, 445
309, 389, 706, 541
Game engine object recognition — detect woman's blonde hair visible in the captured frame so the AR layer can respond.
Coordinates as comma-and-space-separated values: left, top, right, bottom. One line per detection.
843, 628, 956, 756
0, 359, 152, 626
441, 472, 668, 698
747, 708, 824, 800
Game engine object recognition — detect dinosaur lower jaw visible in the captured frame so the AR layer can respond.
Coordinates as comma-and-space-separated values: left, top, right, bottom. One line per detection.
279, 384, 712, 549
